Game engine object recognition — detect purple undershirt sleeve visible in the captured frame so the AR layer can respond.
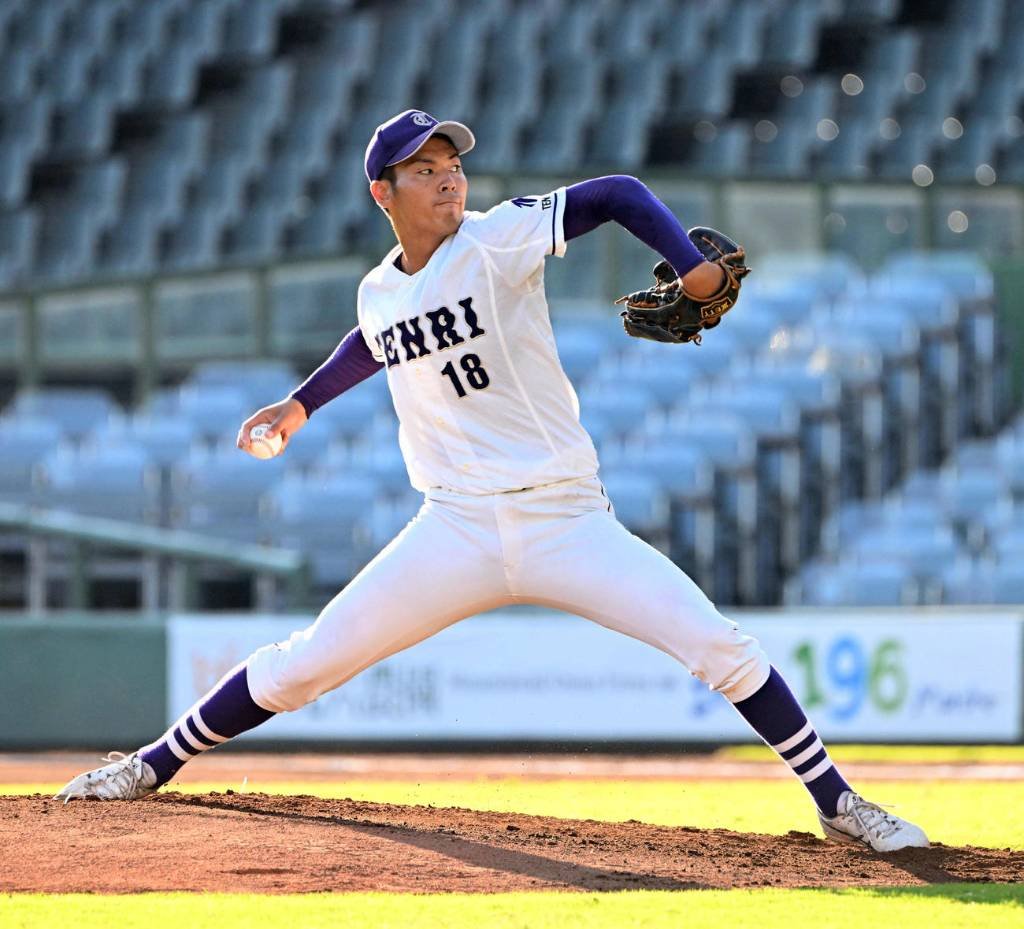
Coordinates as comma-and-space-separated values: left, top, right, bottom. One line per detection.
289, 325, 384, 417
563, 175, 705, 280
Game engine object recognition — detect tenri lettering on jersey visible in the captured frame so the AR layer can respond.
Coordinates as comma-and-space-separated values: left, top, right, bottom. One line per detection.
374, 296, 485, 368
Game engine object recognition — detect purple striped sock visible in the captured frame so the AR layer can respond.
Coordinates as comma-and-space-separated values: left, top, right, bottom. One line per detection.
731, 666, 851, 818
139, 663, 275, 788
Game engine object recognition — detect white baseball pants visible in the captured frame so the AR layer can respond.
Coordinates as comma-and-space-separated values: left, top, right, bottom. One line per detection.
247, 476, 770, 713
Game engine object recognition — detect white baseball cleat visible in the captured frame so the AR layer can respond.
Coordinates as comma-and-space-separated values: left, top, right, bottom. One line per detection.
53, 751, 158, 804
818, 790, 929, 853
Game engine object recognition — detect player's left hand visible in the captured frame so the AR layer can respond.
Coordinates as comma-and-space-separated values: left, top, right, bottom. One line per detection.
615, 227, 750, 345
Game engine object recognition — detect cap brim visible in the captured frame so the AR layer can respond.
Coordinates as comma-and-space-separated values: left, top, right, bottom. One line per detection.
384, 120, 476, 169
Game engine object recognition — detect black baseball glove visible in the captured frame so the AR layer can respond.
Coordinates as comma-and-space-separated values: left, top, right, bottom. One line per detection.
615, 227, 751, 344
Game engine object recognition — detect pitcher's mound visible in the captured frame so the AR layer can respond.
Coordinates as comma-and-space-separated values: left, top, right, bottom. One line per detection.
2, 793, 1021, 893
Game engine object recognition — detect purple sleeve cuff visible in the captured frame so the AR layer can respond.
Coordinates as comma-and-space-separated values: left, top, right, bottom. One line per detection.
290, 326, 384, 417
563, 175, 705, 280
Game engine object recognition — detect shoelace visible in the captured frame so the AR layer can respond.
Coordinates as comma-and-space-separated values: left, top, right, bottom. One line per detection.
847, 793, 901, 840
96, 751, 144, 795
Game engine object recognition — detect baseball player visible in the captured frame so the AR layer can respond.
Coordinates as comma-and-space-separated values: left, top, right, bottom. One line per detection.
56, 110, 927, 853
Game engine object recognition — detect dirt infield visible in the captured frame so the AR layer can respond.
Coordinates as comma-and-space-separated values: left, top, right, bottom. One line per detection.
2, 792, 1022, 893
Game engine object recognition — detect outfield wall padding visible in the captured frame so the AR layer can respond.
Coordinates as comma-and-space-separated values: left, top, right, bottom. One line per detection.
0, 616, 166, 748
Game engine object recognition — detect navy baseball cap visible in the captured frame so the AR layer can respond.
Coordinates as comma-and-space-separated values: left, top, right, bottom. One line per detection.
364, 109, 475, 183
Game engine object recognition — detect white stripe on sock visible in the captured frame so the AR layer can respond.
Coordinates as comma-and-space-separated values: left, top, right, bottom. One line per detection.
771, 720, 814, 755
165, 730, 193, 762
191, 709, 228, 743
786, 737, 824, 770
799, 754, 835, 784
177, 720, 209, 753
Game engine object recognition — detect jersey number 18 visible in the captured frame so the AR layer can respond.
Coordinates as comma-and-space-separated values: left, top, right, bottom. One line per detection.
441, 353, 490, 398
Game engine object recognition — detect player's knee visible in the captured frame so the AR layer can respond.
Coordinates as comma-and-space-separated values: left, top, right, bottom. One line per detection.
691, 625, 770, 703
246, 633, 336, 713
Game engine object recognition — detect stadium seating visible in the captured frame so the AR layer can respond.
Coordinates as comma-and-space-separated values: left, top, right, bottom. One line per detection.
0, 240, 1012, 606
1, 0, 1022, 288
0, 1, 1017, 609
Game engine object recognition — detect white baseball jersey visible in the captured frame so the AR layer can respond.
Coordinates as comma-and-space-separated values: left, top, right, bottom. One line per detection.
356, 187, 599, 494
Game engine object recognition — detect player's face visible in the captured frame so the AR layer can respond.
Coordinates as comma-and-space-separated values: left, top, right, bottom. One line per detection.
379, 136, 467, 238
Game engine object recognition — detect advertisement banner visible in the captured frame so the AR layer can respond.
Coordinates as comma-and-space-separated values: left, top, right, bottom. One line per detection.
167, 609, 1023, 742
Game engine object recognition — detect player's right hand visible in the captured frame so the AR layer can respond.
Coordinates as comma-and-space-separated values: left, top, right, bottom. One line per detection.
237, 397, 308, 455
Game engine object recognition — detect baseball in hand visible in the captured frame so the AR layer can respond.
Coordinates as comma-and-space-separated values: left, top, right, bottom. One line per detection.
247, 423, 283, 459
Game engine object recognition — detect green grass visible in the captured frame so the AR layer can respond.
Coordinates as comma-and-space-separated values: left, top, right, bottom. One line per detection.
3, 886, 1023, 929
7, 777, 1021, 849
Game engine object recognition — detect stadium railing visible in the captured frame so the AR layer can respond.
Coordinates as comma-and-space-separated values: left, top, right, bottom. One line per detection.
0, 501, 310, 614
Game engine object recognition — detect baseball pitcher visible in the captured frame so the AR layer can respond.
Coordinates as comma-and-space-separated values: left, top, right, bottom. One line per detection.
56, 110, 927, 853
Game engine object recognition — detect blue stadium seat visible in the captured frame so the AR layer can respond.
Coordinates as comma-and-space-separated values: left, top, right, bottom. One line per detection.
849, 524, 961, 582
103, 414, 197, 469
762, 0, 838, 69
92, 45, 147, 107
49, 94, 116, 160
0, 418, 65, 503
262, 472, 380, 587
0, 208, 38, 285
579, 385, 654, 441
8, 388, 119, 442
222, 0, 281, 61
549, 322, 614, 386
787, 560, 916, 607
172, 447, 286, 541
150, 383, 252, 448
601, 439, 715, 586
597, 470, 671, 551
36, 444, 159, 523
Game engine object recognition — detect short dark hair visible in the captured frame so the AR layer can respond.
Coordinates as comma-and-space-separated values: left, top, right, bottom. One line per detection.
376, 133, 456, 183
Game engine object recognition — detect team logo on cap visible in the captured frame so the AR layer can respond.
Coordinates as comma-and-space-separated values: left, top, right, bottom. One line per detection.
411, 112, 433, 126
